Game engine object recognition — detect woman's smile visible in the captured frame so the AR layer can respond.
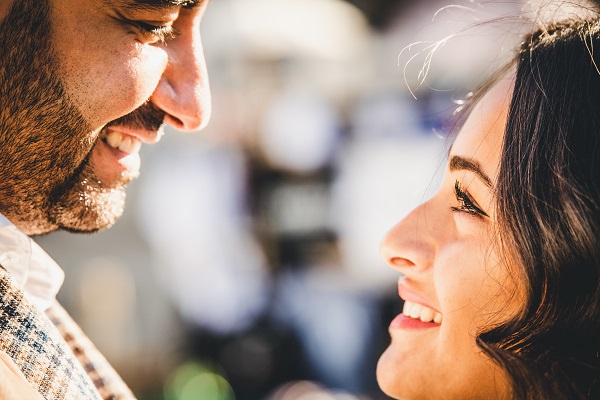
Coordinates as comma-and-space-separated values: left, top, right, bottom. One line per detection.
390, 279, 442, 330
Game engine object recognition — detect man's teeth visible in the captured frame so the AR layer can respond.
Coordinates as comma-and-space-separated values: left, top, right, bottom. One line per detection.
403, 301, 442, 324
104, 130, 142, 154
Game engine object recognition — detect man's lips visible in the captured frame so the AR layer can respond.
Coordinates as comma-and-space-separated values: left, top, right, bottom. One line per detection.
106, 124, 165, 145
99, 124, 165, 155
91, 124, 165, 185
103, 129, 142, 155
90, 136, 140, 185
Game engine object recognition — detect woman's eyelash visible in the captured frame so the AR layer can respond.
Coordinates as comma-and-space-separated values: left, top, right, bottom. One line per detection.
451, 181, 489, 218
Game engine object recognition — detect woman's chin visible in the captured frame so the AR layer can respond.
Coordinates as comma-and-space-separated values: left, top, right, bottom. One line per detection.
377, 342, 512, 400
376, 345, 414, 400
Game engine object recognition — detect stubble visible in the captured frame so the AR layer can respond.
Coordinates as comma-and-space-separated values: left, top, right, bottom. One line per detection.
0, 0, 127, 234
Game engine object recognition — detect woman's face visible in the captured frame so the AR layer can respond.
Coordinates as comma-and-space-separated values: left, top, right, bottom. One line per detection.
377, 79, 523, 400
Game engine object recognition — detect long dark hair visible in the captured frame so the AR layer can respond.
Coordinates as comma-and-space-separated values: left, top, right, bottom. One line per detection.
474, 18, 600, 399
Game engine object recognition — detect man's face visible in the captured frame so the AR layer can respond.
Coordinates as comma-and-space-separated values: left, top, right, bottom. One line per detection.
0, 0, 211, 235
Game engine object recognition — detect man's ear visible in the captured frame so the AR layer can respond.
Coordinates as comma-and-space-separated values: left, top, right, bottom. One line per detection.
0, 0, 15, 22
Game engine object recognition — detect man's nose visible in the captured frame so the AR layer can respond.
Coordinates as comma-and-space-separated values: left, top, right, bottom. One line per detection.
151, 29, 211, 131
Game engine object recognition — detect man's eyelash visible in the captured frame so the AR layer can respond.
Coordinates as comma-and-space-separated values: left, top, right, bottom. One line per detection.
451, 181, 489, 218
134, 22, 179, 43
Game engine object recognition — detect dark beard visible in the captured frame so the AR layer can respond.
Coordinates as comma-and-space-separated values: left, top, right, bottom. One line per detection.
0, 0, 136, 234
50, 102, 166, 234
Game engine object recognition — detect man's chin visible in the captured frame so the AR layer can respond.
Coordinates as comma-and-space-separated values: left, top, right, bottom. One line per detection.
45, 182, 128, 234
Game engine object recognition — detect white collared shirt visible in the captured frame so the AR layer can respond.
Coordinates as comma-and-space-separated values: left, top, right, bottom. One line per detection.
0, 213, 64, 311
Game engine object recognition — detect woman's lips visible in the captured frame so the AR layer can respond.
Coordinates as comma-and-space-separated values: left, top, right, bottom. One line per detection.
390, 313, 440, 330
389, 301, 442, 330
402, 301, 442, 323
390, 279, 442, 330
397, 280, 440, 313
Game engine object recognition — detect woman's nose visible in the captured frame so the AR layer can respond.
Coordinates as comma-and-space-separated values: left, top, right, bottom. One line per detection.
380, 202, 437, 275
151, 26, 211, 131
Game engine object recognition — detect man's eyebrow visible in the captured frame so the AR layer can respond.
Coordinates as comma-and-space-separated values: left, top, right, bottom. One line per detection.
449, 155, 493, 188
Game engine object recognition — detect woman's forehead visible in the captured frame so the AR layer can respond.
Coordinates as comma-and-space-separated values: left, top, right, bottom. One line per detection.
450, 78, 514, 184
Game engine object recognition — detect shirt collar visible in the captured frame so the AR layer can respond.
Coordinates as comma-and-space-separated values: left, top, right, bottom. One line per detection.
0, 213, 64, 311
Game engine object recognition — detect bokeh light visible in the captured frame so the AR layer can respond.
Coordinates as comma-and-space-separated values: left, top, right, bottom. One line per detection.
164, 362, 235, 400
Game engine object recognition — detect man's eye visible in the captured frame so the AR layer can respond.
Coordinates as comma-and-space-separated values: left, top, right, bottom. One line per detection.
131, 21, 179, 44
451, 181, 489, 219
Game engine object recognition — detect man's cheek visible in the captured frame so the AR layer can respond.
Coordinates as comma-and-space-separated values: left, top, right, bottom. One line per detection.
120, 46, 169, 113
59, 47, 167, 128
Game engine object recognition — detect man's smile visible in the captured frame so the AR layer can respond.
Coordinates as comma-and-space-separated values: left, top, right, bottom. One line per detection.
103, 130, 143, 154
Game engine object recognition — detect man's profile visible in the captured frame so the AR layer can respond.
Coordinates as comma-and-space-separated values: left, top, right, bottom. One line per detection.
0, 0, 211, 398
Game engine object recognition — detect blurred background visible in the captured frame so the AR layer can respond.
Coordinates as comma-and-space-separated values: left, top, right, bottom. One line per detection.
35, 0, 551, 399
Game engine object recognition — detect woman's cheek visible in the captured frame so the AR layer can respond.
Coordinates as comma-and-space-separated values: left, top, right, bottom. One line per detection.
436, 243, 482, 312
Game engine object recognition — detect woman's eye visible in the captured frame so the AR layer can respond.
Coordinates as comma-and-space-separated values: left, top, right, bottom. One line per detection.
451, 181, 489, 219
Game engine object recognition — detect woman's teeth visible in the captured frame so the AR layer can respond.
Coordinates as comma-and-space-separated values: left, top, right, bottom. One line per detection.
103, 130, 142, 154
403, 301, 442, 324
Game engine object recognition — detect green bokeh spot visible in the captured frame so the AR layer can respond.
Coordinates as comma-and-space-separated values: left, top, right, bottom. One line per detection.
164, 362, 234, 400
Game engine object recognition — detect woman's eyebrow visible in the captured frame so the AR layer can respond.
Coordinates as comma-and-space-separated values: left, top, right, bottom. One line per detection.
449, 155, 493, 188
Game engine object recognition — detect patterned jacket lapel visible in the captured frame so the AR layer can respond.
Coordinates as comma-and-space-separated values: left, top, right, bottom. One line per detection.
45, 302, 136, 400
0, 267, 102, 400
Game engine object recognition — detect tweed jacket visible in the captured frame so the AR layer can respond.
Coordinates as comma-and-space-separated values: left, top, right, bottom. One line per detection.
0, 266, 137, 400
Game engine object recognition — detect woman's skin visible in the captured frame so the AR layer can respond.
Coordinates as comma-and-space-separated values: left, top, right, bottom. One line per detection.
377, 78, 523, 400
